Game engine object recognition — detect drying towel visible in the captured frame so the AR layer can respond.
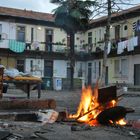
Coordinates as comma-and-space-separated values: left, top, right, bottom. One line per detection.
127, 36, 138, 52
117, 41, 125, 54
9, 39, 25, 53
107, 42, 111, 54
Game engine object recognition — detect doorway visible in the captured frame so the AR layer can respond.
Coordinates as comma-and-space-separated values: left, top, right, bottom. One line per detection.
45, 29, 53, 52
134, 64, 140, 85
105, 66, 108, 85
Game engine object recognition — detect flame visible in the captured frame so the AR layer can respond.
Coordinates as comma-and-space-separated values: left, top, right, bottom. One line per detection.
111, 100, 117, 107
69, 84, 100, 124
69, 83, 126, 126
116, 119, 127, 125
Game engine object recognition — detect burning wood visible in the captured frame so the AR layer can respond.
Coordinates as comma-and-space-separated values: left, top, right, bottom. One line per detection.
96, 106, 127, 125
69, 82, 134, 126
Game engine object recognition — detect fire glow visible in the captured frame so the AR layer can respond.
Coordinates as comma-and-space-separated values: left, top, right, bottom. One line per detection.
69, 84, 127, 126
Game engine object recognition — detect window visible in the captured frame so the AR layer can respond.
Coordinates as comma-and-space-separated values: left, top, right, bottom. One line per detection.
94, 30, 97, 45
44, 60, 53, 77
121, 59, 128, 76
30, 60, 33, 72
45, 29, 53, 52
124, 25, 127, 30
133, 20, 140, 36
114, 59, 128, 77
31, 28, 34, 43
99, 29, 102, 41
17, 26, 25, 42
114, 60, 120, 76
88, 32, 92, 44
115, 25, 120, 41
16, 60, 25, 72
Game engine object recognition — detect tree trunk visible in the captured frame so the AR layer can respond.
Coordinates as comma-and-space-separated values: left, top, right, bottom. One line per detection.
101, 0, 111, 86
69, 32, 75, 90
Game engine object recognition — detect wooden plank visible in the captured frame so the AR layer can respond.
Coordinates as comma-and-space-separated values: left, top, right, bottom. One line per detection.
0, 99, 56, 110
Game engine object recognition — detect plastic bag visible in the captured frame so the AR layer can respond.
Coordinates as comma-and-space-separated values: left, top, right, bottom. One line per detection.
37, 109, 59, 124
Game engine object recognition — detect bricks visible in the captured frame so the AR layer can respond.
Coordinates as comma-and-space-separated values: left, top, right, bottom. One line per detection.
0, 99, 56, 110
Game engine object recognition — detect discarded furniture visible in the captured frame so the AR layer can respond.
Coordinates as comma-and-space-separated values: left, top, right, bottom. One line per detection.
3, 76, 42, 99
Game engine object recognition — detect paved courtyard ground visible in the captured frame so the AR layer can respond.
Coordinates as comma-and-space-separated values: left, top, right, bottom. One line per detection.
1, 87, 140, 140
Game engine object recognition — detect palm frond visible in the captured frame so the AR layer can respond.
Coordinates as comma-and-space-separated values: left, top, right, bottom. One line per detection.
50, 0, 98, 32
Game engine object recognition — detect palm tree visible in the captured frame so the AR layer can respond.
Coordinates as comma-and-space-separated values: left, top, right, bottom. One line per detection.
50, 0, 97, 89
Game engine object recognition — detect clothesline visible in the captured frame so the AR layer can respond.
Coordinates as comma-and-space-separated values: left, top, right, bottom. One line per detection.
117, 36, 138, 54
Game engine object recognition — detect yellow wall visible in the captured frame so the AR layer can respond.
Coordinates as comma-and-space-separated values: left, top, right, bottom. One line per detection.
0, 57, 16, 68
16, 23, 68, 51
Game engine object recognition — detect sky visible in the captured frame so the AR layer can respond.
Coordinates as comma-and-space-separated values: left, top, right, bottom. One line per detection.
0, 0, 140, 14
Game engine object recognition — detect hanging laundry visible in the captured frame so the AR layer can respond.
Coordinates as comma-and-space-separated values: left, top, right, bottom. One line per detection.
117, 41, 126, 54
127, 36, 138, 52
133, 36, 138, 47
32, 41, 40, 50
107, 41, 111, 54
117, 42, 123, 54
9, 39, 25, 53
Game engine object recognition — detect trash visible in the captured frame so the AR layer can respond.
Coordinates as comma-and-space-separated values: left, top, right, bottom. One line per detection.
129, 131, 136, 136
4, 68, 20, 78
3, 123, 9, 128
37, 109, 59, 124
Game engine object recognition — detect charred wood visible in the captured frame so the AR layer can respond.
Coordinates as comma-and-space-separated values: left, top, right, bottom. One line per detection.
96, 106, 130, 125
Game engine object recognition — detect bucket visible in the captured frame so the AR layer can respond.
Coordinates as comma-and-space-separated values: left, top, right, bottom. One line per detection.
123, 86, 128, 92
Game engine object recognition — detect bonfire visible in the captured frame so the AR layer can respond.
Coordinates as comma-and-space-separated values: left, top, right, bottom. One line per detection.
69, 82, 127, 126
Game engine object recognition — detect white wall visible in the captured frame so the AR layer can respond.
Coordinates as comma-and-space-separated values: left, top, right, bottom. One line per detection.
53, 60, 86, 79
0, 21, 16, 48
25, 58, 44, 77
53, 28, 67, 44
53, 60, 67, 78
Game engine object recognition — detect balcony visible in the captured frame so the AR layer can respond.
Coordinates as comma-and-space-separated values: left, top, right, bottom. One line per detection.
27, 42, 70, 53
75, 45, 90, 54
0, 39, 9, 49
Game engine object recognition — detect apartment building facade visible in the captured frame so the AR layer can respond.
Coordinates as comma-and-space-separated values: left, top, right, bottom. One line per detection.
0, 5, 140, 88
85, 5, 140, 86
